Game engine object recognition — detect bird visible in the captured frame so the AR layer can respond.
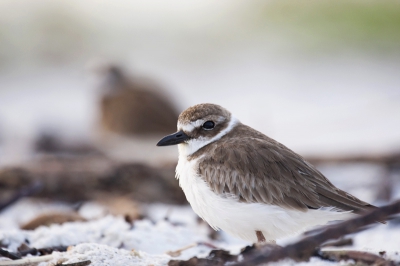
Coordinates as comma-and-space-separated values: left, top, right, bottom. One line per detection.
87, 61, 179, 137
86, 60, 180, 164
157, 103, 379, 243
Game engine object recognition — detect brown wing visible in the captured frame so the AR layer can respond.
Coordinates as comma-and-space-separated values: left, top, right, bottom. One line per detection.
197, 130, 376, 214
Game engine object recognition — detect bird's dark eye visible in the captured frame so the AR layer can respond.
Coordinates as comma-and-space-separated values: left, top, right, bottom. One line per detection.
202, 121, 215, 130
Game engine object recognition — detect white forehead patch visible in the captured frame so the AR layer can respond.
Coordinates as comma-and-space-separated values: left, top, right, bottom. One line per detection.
178, 119, 205, 133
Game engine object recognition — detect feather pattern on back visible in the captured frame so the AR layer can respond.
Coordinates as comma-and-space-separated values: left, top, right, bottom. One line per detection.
192, 123, 377, 214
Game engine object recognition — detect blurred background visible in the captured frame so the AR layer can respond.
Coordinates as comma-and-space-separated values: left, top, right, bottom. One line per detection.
0, 0, 400, 246
1, 0, 400, 161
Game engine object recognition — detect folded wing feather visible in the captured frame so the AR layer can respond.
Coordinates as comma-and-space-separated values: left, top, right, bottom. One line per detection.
198, 137, 377, 215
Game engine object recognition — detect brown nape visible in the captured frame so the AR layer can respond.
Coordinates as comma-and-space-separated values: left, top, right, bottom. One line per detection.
256, 231, 266, 243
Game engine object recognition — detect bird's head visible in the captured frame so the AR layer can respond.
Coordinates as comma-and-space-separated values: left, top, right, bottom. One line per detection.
157, 103, 238, 156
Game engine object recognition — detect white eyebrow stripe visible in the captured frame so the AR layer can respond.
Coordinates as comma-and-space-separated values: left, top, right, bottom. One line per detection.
178, 119, 205, 132
182, 116, 239, 155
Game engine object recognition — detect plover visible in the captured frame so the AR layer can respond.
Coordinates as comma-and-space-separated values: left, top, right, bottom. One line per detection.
157, 103, 378, 243
87, 61, 179, 164
88, 61, 178, 137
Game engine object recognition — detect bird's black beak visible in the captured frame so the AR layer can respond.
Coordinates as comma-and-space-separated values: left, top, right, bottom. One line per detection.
156, 130, 190, 146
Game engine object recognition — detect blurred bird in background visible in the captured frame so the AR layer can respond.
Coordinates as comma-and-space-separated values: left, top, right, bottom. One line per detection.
86, 60, 180, 165
88, 61, 178, 136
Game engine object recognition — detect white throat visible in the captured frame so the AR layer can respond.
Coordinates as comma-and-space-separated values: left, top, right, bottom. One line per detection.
178, 116, 239, 157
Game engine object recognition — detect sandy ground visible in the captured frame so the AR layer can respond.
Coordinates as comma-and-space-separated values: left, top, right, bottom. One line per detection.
0, 162, 399, 265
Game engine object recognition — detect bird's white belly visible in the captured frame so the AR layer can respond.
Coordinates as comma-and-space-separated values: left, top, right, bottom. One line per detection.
176, 157, 353, 243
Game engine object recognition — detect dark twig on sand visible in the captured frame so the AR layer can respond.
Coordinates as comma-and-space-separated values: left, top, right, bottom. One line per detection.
0, 181, 42, 212
0, 245, 68, 261
234, 200, 400, 266
0, 248, 21, 260
37, 246, 68, 255
56, 260, 91, 266
314, 250, 394, 266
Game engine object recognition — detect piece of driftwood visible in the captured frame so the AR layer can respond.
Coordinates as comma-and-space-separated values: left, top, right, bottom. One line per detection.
0, 245, 68, 261
56, 261, 91, 266
168, 249, 239, 266
319, 237, 353, 248
0, 181, 42, 212
315, 250, 393, 266
0, 254, 54, 266
36, 246, 68, 255
0, 248, 21, 260
234, 200, 400, 266
0, 155, 186, 205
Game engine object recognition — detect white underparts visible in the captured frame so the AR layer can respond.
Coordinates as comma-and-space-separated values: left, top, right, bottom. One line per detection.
175, 114, 355, 243
176, 157, 355, 243
178, 116, 239, 156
